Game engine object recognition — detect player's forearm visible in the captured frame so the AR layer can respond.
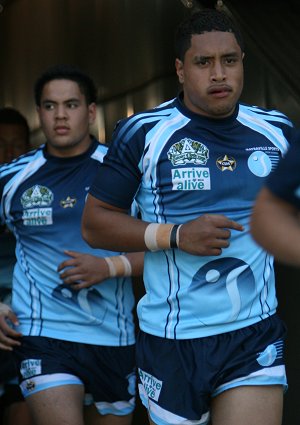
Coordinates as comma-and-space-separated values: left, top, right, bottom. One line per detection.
125, 252, 145, 276
82, 195, 149, 252
82, 195, 243, 256
251, 188, 300, 267
82, 196, 180, 253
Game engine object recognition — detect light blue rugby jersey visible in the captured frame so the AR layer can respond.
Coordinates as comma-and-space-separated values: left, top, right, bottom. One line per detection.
90, 96, 295, 339
0, 138, 135, 346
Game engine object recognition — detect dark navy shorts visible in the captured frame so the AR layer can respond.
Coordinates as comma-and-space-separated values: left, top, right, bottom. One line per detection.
13, 336, 136, 416
137, 315, 287, 425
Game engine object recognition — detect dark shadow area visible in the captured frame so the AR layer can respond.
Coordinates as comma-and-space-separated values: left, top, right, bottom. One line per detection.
275, 263, 300, 425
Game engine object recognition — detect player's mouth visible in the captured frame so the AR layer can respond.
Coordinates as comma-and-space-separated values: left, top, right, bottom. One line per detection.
207, 85, 232, 98
54, 126, 70, 135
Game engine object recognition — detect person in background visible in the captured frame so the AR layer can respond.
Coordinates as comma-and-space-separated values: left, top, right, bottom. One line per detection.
81, 8, 296, 425
0, 107, 30, 164
251, 131, 300, 267
0, 107, 32, 425
0, 64, 143, 425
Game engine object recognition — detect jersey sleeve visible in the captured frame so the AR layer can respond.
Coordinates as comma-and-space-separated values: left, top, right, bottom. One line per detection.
266, 131, 300, 208
89, 119, 144, 210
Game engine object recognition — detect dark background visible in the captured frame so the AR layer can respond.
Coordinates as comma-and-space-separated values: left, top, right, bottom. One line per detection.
0, 1, 299, 424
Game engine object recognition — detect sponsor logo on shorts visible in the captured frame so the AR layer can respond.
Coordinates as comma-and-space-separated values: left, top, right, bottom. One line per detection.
25, 380, 36, 391
127, 372, 137, 396
138, 368, 162, 401
20, 359, 42, 379
256, 340, 284, 367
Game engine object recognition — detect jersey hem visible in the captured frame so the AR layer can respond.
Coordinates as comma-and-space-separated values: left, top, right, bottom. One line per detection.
17, 326, 136, 347
138, 313, 276, 339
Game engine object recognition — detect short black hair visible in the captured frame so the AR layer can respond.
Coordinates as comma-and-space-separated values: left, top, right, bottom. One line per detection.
175, 8, 244, 61
34, 64, 98, 106
0, 107, 30, 144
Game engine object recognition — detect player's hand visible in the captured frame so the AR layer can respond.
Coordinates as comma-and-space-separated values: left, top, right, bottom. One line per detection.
0, 303, 22, 350
57, 250, 110, 290
178, 214, 244, 256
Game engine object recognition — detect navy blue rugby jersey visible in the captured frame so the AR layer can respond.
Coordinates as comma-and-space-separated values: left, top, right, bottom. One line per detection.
0, 138, 135, 346
266, 131, 300, 209
90, 96, 295, 339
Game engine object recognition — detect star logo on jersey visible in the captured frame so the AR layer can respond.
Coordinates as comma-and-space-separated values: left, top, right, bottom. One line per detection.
60, 196, 77, 208
21, 185, 54, 208
216, 155, 236, 171
167, 138, 209, 166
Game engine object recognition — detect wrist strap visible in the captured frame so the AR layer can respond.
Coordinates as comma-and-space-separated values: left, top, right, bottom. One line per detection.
144, 223, 181, 251
170, 224, 179, 248
104, 255, 132, 277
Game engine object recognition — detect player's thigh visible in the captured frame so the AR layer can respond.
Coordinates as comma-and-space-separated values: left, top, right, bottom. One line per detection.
26, 384, 85, 425
211, 385, 283, 425
84, 404, 133, 425
2, 400, 32, 425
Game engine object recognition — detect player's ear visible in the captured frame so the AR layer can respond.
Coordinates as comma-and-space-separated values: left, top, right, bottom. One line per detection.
175, 58, 184, 84
88, 103, 97, 125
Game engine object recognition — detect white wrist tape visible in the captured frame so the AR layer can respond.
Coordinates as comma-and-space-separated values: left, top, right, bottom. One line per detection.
176, 224, 182, 248
144, 223, 176, 251
144, 223, 160, 251
104, 255, 132, 277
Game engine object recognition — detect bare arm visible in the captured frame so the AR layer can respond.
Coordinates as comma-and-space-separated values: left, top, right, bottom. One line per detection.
82, 195, 244, 256
251, 187, 300, 267
82, 195, 149, 252
126, 252, 145, 276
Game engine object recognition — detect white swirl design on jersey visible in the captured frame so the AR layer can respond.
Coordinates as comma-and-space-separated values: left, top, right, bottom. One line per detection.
248, 151, 272, 177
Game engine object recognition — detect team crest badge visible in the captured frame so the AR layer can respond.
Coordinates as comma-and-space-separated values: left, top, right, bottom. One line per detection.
21, 185, 54, 226
21, 185, 53, 208
167, 138, 209, 166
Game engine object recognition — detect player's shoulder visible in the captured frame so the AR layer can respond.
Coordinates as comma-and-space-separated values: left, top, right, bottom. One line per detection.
238, 103, 294, 127
0, 146, 43, 179
113, 98, 177, 135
